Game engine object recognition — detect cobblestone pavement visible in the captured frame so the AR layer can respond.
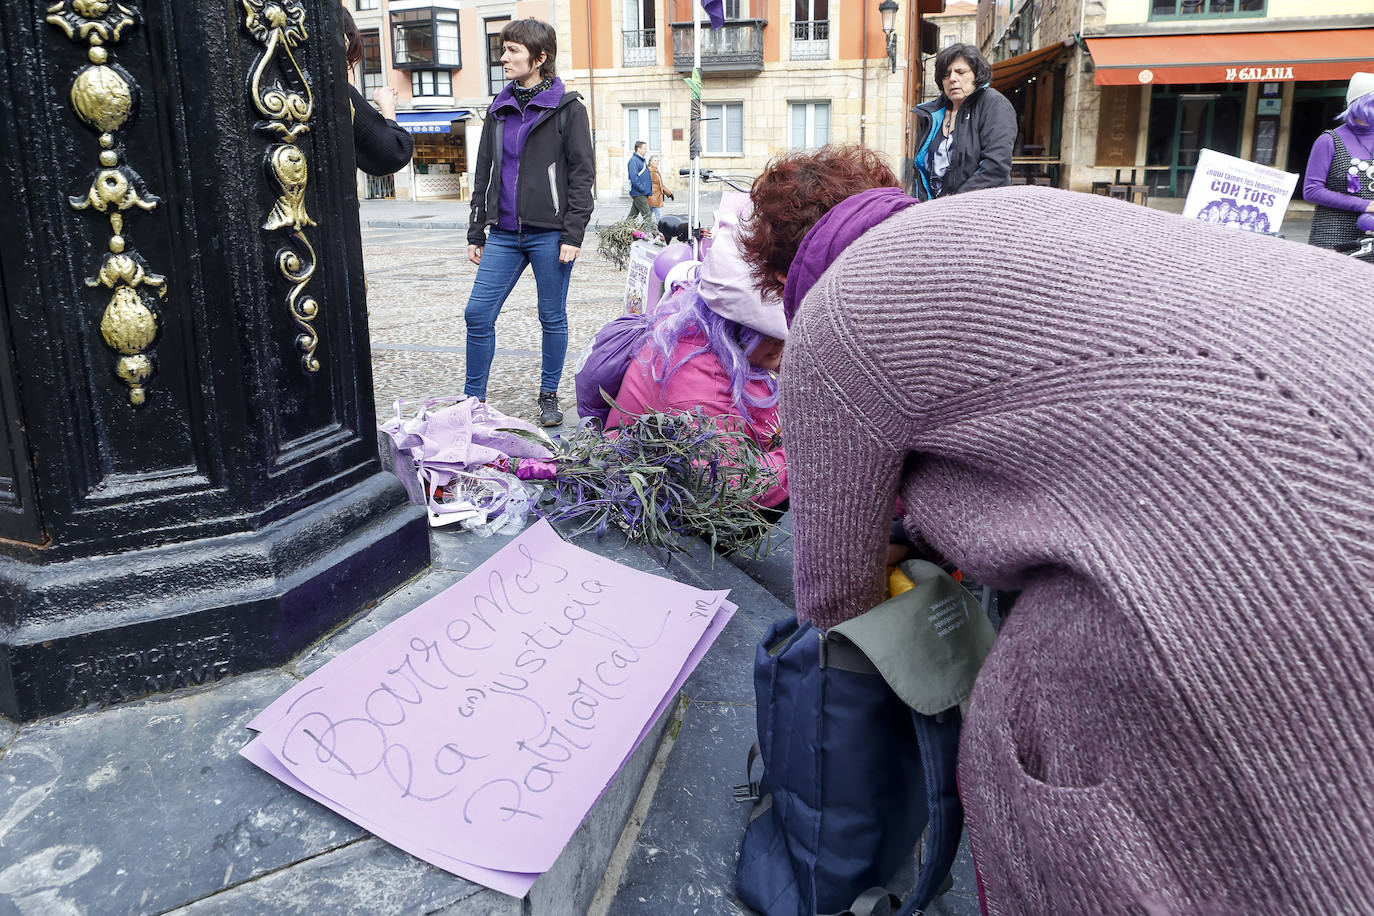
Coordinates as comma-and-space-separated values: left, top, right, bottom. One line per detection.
364, 225, 630, 430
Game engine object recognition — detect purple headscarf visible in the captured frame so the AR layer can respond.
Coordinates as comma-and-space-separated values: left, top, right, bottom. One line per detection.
781, 186, 918, 321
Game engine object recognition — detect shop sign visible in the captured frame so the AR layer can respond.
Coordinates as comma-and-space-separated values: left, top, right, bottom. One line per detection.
1096, 85, 1142, 168
1182, 149, 1299, 235
1225, 66, 1295, 81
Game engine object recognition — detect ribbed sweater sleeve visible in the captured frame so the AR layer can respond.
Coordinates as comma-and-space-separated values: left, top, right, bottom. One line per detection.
783, 305, 908, 628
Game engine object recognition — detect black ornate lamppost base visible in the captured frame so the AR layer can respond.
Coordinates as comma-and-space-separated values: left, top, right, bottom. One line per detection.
0, 474, 429, 722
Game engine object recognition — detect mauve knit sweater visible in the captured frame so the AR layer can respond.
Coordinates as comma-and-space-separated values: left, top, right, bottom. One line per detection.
782, 186, 1374, 913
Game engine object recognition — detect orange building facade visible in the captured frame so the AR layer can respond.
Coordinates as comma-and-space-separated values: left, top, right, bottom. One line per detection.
345, 0, 943, 199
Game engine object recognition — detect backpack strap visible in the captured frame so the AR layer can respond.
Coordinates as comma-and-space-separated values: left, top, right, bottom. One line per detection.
835, 887, 904, 916
895, 708, 964, 915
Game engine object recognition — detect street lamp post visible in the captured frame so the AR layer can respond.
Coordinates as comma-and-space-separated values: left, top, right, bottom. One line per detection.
879, 0, 899, 74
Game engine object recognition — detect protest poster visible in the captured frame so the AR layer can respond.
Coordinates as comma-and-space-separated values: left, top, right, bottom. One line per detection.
242, 520, 733, 892
623, 240, 660, 315
1182, 149, 1299, 235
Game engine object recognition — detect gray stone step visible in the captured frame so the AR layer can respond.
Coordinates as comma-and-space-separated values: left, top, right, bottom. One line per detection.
0, 525, 686, 915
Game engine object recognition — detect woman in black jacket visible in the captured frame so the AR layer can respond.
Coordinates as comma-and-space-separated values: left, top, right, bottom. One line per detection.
343, 10, 414, 176
911, 44, 1017, 201
464, 19, 595, 426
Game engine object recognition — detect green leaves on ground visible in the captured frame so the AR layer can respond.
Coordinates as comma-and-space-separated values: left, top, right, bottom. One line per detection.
537, 408, 781, 563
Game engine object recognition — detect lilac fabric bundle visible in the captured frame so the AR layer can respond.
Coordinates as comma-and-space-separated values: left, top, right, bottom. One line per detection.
379, 397, 553, 525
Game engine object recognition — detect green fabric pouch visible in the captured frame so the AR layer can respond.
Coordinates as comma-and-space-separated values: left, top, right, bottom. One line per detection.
829, 559, 998, 715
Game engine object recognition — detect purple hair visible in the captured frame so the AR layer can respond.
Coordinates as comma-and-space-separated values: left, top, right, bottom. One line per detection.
1340, 92, 1374, 130
643, 281, 779, 422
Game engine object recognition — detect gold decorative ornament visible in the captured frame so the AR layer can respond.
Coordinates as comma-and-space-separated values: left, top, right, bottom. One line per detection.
115, 354, 154, 406
70, 64, 133, 132
88, 250, 166, 292
242, 0, 313, 142
46, 0, 135, 44
100, 286, 159, 354
263, 144, 316, 232
48, 0, 165, 406
70, 167, 160, 212
242, 0, 322, 373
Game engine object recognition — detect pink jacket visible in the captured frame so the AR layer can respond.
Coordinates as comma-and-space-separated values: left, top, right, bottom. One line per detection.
606, 335, 789, 508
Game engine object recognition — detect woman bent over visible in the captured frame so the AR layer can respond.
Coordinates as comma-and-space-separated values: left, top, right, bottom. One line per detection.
739, 143, 1374, 914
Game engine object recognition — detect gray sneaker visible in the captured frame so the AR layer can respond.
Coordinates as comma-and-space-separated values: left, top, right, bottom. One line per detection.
537, 390, 563, 427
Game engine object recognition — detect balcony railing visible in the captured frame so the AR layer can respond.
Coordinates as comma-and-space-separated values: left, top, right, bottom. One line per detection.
622, 29, 657, 67
670, 19, 766, 75
791, 19, 829, 60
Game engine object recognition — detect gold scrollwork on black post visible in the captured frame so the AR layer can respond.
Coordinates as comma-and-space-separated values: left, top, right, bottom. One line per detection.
47, 0, 166, 407
241, 0, 321, 373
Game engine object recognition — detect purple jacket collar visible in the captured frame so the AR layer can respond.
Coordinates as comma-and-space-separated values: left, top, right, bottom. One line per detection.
782, 186, 917, 321
491, 77, 566, 116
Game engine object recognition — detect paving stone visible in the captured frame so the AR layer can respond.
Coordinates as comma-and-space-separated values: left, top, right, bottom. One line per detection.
167, 838, 502, 916
0, 672, 364, 916
726, 513, 796, 610
610, 701, 756, 915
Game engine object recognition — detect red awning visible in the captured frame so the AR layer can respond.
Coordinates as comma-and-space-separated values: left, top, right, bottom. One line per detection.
1086, 28, 1374, 86
991, 43, 1066, 91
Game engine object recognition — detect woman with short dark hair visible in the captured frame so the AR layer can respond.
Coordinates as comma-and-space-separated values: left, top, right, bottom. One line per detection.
465, 18, 595, 426
911, 43, 1016, 200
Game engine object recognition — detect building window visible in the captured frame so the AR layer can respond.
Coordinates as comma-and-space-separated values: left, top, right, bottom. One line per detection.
392, 8, 461, 68
411, 69, 453, 96
623, 0, 657, 67
789, 101, 830, 148
356, 0, 379, 10
360, 29, 384, 95
625, 105, 661, 154
724, 0, 748, 19
1150, 0, 1263, 18
485, 18, 510, 95
703, 102, 743, 154
791, 0, 828, 60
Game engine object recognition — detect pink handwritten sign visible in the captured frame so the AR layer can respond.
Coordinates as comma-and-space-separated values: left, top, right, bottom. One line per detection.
241, 520, 732, 888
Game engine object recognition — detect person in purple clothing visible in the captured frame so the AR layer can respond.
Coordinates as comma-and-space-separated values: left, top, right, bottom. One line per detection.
1303, 72, 1374, 262
466, 19, 595, 426
740, 144, 1374, 913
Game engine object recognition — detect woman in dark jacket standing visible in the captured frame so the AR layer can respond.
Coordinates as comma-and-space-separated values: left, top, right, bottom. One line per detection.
466, 18, 595, 426
343, 9, 413, 175
911, 44, 1017, 201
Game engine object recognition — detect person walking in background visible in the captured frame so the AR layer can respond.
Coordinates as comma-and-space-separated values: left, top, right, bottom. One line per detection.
911, 43, 1016, 201
466, 18, 594, 427
1304, 72, 1374, 262
739, 144, 1374, 913
342, 9, 413, 175
627, 141, 652, 220
647, 154, 674, 222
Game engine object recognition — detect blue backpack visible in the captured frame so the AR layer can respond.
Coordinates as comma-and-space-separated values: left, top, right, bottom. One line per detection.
735, 560, 997, 916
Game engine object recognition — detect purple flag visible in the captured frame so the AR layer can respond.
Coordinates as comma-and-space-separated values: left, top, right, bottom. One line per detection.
701, 0, 725, 29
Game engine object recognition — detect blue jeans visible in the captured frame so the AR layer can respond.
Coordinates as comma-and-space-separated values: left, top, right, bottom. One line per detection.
464, 228, 572, 399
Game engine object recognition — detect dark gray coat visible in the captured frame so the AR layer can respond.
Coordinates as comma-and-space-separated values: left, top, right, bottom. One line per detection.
468, 90, 595, 248
911, 86, 1017, 201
